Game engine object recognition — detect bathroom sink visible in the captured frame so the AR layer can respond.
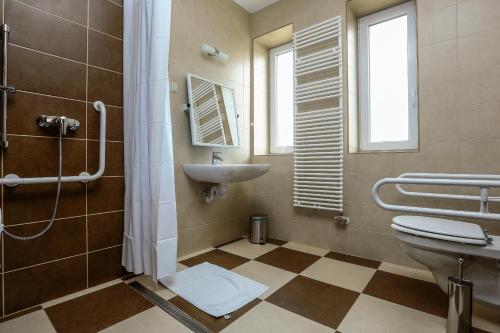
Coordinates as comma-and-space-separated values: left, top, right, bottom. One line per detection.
183, 164, 270, 184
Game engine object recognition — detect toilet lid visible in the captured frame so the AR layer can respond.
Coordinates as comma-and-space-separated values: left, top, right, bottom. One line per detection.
392, 215, 489, 245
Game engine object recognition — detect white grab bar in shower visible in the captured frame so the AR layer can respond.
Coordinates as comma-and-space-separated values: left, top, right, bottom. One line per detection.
372, 173, 500, 221
0, 101, 106, 186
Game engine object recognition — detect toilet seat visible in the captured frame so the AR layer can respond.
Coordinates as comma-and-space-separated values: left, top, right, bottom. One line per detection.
392, 215, 489, 246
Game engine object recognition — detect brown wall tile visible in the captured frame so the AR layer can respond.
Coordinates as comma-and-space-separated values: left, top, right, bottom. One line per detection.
88, 211, 124, 251
4, 182, 86, 225
88, 140, 124, 176
4, 136, 86, 177
9, 45, 86, 100
89, 29, 123, 72
87, 104, 123, 141
6, 0, 87, 62
90, 0, 123, 38
8, 92, 86, 138
4, 255, 87, 314
87, 177, 125, 214
4, 217, 86, 271
88, 66, 123, 106
17, 0, 88, 25
88, 246, 127, 287
2, 0, 124, 317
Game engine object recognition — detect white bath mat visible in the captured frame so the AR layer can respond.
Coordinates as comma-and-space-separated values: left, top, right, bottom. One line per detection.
159, 262, 268, 317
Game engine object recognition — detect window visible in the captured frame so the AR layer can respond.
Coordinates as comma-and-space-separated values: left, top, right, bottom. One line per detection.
358, 1, 418, 151
270, 43, 294, 154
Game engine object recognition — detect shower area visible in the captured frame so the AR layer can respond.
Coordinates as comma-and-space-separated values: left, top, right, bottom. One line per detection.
0, 0, 125, 315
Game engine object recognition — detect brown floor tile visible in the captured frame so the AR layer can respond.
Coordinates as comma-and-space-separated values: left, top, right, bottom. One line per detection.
267, 238, 288, 246
45, 283, 153, 333
180, 249, 249, 270
4, 255, 86, 314
4, 217, 86, 271
215, 237, 244, 248
266, 275, 359, 329
88, 246, 128, 287
325, 251, 381, 269
255, 247, 320, 273
363, 270, 448, 318
169, 296, 260, 332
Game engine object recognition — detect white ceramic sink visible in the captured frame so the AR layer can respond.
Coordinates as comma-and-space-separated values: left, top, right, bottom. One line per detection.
183, 164, 270, 184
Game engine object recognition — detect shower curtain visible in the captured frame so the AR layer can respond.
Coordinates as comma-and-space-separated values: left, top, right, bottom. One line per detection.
122, 0, 177, 281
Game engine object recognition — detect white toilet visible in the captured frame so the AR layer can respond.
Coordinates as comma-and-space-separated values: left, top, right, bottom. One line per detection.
392, 215, 500, 308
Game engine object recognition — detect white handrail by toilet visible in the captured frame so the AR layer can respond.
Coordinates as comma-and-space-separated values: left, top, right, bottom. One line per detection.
372, 173, 500, 221
0, 100, 106, 186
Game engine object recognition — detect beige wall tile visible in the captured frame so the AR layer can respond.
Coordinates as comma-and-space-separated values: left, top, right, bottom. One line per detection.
458, 102, 500, 140
418, 39, 458, 77
457, 0, 500, 36
458, 27, 500, 71
418, 5, 457, 46
417, 0, 456, 15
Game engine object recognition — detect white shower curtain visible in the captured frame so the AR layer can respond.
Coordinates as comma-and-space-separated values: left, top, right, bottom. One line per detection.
122, 0, 177, 281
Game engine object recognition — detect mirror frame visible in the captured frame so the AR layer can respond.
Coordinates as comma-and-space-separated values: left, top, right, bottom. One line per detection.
186, 73, 240, 148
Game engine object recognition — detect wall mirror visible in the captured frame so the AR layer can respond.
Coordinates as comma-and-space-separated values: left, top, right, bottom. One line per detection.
186, 73, 239, 148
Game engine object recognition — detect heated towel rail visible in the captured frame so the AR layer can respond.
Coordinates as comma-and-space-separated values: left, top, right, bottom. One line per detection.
293, 16, 344, 212
372, 173, 500, 220
0, 101, 106, 186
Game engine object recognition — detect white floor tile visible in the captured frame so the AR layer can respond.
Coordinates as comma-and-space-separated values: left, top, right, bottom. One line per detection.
219, 239, 278, 259
232, 260, 297, 299
177, 247, 215, 261
0, 310, 56, 333
99, 307, 191, 333
379, 262, 435, 283
222, 301, 335, 333
282, 242, 330, 256
338, 294, 446, 333
301, 257, 376, 292
132, 275, 176, 300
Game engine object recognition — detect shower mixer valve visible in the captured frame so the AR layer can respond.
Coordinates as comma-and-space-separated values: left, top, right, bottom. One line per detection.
37, 115, 80, 135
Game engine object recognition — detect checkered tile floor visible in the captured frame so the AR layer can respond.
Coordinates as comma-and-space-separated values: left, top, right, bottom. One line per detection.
1, 238, 499, 332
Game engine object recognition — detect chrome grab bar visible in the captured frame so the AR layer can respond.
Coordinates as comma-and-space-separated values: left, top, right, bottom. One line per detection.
1, 101, 106, 186
372, 173, 500, 221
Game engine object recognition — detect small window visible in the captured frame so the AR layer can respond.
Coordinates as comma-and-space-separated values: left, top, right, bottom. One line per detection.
269, 43, 294, 154
358, 1, 418, 151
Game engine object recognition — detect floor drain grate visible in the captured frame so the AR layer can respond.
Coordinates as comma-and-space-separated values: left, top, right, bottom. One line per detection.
128, 281, 212, 333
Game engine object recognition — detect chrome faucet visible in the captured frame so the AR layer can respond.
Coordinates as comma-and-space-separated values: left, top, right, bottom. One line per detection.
212, 152, 223, 165
37, 115, 80, 135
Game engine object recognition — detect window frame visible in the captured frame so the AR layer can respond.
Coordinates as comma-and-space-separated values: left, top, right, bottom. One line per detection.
269, 42, 294, 154
358, 1, 418, 151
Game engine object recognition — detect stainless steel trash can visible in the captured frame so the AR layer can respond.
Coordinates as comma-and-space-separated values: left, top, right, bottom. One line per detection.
249, 214, 268, 244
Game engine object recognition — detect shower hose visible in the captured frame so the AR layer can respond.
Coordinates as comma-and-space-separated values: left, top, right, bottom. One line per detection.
2, 125, 63, 240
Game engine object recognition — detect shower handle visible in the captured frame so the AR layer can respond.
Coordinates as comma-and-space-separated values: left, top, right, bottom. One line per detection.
37, 115, 80, 135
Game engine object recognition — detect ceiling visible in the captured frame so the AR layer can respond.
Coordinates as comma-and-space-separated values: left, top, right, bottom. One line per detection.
233, 0, 280, 13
